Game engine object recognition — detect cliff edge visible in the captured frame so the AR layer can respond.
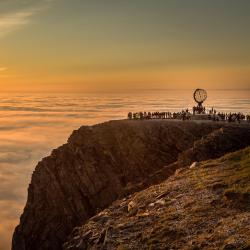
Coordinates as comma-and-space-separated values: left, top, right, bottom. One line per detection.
12, 120, 250, 250
64, 147, 250, 250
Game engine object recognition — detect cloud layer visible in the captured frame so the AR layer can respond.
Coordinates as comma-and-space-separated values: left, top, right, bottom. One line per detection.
0, 0, 53, 37
0, 11, 33, 37
0, 69, 249, 250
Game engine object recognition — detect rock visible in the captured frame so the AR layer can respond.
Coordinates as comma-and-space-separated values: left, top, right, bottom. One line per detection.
64, 147, 250, 250
137, 212, 150, 218
127, 201, 138, 216
76, 239, 86, 249
127, 201, 136, 213
178, 126, 250, 167
155, 199, 166, 206
12, 120, 250, 250
175, 168, 185, 175
223, 190, 250, 209
222, 239, 247, 250
190, 161, 199, 169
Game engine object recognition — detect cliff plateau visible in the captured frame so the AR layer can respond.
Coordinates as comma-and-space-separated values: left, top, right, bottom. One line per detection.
64, 147, 250, 250
12, 120, 250, 250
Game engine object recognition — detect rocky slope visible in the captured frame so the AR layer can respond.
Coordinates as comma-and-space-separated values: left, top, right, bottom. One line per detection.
12, 120, 250, 250
64, 147, 250, 250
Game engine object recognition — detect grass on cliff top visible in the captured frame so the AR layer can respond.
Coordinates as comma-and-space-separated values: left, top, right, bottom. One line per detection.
186, 147, 250, 195
224, 147, 250, 194
64, 147, 250, 250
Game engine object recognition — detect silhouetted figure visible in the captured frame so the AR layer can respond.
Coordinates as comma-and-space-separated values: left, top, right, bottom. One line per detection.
246, 115, 250, 122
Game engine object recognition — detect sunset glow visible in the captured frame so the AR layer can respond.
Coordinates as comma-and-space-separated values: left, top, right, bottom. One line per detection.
1, 1, 250, 249
1, 0, 250, 92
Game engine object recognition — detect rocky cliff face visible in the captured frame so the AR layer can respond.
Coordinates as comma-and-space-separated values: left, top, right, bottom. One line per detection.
64, 147, 250, 250
12, 120, 250, 250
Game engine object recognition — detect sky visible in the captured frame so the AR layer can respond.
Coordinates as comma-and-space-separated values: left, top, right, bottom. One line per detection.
0, 0, 250, 92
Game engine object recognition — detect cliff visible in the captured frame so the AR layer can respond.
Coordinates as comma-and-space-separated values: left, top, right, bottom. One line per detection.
64, 147, 250, 250
12, 120, 250, 250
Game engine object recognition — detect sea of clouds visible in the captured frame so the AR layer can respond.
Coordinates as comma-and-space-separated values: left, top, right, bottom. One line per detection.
0, 90, 249, 250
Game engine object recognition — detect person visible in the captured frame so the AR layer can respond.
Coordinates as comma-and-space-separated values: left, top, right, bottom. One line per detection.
128, 112, 132, 119
247, 115, 250, 122
181, 111, 185, 121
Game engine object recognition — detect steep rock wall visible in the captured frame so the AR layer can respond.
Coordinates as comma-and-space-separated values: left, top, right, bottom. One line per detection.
12, 120, 250, 250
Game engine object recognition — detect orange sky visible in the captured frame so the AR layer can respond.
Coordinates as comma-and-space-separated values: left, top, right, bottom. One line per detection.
0, 0, 250, 92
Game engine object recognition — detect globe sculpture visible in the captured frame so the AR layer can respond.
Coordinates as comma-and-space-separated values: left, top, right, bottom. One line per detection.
193, 88, 207, 114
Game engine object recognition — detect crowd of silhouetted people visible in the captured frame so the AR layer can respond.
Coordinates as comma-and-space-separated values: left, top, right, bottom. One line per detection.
212, 112, 249, 123
128, 111, 173, 120
127, 110, 193, 120
128, 109, 250, 123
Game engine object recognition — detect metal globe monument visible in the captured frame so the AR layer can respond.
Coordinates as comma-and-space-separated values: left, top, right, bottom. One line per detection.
193, 88, 207, 114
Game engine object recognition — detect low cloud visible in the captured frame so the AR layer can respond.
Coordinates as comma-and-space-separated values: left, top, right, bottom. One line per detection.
0, 67, 7, 72
0, 139, 51, 249
0, 0, 53, 38
0, 11, 33, 37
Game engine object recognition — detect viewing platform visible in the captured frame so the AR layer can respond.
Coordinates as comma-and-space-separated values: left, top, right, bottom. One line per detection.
126, 89, 250, 122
